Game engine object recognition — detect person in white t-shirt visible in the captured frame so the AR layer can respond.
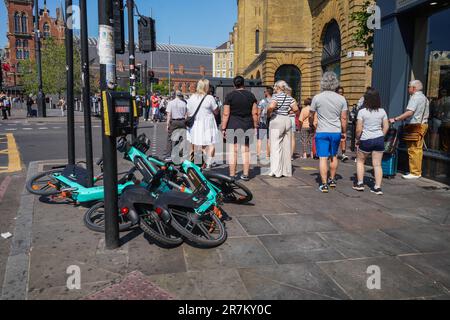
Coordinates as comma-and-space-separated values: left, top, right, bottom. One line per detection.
353, 88, 390, 195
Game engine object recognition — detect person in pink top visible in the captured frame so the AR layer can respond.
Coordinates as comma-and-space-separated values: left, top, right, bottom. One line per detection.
299, 98, 317, 159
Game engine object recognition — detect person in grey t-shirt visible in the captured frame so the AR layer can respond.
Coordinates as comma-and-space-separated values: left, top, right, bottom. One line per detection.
309, 72, 348, 193
165, 91, 188, 161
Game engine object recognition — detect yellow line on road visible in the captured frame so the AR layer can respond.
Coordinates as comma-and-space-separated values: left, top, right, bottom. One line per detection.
0, 134, 22, 174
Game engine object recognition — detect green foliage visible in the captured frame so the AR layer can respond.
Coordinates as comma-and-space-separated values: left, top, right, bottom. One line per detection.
350, 1, 375, 66
22, 37, 82, 96
152, 79, 169, 96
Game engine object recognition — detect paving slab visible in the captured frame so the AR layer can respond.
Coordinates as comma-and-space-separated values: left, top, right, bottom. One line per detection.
147, 269, 251, 300
318, 230, 418, 259
28, 282, 114, 300
183, 237, 276, 271
224, 217, 248, 238
381, 225, 450, 253
318, 257, 447, 300
417, 207, 450, 225
238, 263, 349, 300
258, 234, 344, 264
224, 200, 294, 216
264, 213, 341, 234
323, 209, 408, 232
400, 252, 450, 291
127, 235, 187, 276
237, 216, 279, 236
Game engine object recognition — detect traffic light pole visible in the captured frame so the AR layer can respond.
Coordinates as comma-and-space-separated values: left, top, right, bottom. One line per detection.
80, 0, 94, 187
144, 60, 148, 96
65, 0, 75, 166
34, 0, 46, 118
127, 0, 138, 142
98, 0, 120, 250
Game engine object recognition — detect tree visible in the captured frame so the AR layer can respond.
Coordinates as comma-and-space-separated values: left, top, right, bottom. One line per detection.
350, 1, 375, 66
22, 37, 82, 96
152, 79, 169, 96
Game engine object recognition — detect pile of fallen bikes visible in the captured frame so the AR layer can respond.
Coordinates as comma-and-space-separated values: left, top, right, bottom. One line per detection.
26, 134, 253, 248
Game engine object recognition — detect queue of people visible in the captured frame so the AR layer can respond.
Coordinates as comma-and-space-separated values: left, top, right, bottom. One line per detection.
161, 73, 433, 195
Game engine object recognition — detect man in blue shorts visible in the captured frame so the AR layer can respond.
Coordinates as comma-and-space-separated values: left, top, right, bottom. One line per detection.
309, 72, 348, 193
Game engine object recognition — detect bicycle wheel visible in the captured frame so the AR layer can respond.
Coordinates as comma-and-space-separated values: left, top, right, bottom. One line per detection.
83, 202, 134, 233
26, 169, 65, 196
208, 178, 253, 204
138, 205, 184, 247
169, 207, 227, 248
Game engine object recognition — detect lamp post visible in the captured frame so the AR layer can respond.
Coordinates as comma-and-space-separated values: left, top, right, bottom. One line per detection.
34, 0, 46, 117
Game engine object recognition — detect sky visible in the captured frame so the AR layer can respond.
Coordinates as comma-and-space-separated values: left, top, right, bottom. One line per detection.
0, 0, 237, 49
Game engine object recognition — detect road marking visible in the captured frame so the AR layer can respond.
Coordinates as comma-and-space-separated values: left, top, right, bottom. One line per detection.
0, 134, 22, 174
23, 128, 33, 130
52, 127, 62, 129
5, 129, 17, 131
38, 127, 48, 130
0, 176, 12, 203
301, 167, 318, 171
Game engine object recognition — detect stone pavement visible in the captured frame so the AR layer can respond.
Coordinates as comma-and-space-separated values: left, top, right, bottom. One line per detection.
1, 155, 450, 300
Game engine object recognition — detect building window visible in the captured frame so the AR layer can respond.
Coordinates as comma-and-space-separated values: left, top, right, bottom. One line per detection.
275, 65, 302, 101
21, 14, 28, 33
16, 39, 22, 48
43, 23, 50, 38
424, 7, 450, 156
24, 51, 30, 60
255, 30, 260, 54
321, 20, 342, 78
23, 40, 28, 48
14, 12, 21, 33
16, 49, 23, 60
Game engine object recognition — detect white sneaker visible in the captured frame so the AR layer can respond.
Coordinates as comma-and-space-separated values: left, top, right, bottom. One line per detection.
402, 174, 422, 180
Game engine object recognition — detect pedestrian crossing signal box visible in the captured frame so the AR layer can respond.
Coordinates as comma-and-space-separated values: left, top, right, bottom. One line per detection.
103, 91, 134, 137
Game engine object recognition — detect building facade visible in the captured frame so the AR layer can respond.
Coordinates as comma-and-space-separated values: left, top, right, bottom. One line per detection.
84, 38, 213, 95
3, 0, 65, 90
213, 33, 234, 78
233, 0, 372, 105
373, 0, 450, 184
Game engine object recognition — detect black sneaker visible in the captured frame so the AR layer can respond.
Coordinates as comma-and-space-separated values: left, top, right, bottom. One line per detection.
371, 188, 384, 195
353, 183, 365, 192
341, 154, 349, 162
328, 179, 337, 188
319, 184, 330, 193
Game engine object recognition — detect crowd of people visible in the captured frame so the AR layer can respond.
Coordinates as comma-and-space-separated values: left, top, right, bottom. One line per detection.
162, 72, 431, 195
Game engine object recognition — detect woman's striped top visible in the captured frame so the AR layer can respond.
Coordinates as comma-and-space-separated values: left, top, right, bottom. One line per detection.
272, 93, 295, 116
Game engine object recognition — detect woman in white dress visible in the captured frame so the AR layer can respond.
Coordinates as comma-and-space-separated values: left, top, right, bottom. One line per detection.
187, 79, 220, 168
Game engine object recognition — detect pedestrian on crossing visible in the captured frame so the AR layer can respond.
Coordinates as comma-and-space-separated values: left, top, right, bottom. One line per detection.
165, 90, 188, 162
0, 91, 8, 120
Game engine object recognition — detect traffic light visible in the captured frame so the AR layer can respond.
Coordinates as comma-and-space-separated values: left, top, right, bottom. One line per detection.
113, 0, 125, 54
138, 17, 156, 53
148, 70, 155, 81
135, 64, 141, 83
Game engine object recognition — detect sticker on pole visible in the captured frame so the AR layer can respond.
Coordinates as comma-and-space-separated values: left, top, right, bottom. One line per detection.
98, 25, 115, 65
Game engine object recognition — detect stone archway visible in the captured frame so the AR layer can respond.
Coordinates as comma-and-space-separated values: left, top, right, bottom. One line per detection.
274, 65, 302, 101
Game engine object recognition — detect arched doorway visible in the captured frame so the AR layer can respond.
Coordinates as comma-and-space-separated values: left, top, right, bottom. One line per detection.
274, 65, 301, 101
321, 20, 341, 79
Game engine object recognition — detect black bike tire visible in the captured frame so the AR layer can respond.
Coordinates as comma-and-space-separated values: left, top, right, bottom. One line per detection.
169, 208, 227, 248
83, 202, 134, 233
139, 212, 184, 247
208, 177, 253, 204
26, 169, 65, 196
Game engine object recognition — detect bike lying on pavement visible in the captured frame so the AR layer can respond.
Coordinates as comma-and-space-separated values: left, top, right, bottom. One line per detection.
84, 134, 228, 248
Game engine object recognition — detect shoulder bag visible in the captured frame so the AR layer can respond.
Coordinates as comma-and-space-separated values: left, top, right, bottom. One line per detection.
402, 101, 428, 142
185, 95, 207, 129
267, 95, 287, 127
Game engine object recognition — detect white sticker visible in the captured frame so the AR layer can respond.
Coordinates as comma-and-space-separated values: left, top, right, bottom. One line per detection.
98, 25, 115, 65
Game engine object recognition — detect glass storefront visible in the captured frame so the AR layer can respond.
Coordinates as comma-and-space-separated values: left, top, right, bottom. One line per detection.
425, 7, 450, 156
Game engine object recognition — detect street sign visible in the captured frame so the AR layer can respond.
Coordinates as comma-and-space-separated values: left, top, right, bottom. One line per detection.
138, 17, 156, 53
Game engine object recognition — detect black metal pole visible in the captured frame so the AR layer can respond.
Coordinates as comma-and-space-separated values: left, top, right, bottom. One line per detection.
144, 59, 148, 96
34, 0, 46, 117
127, 0, 137, 142
80, 0, 94, 187
98, 0, 120, 250
65, 0, 75, 165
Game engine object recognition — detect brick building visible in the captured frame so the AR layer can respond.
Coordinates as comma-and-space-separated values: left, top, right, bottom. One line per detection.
233, 0, 372, 105
3, 0, 65, 90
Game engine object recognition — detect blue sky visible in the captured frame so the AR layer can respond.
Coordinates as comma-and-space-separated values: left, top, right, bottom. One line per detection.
0, 0, 237, 48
